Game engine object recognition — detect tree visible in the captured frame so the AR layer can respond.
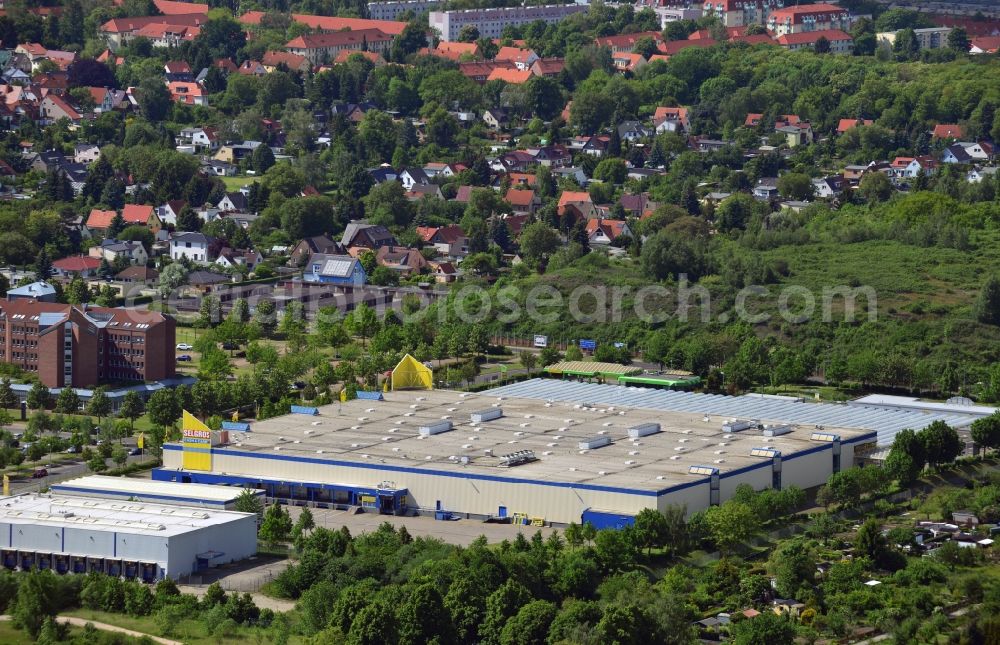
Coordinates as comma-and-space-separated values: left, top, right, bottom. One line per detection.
88, 453, 108, 473
703, 502, 758, 554
919, 420, 962, 469
518, 351, 537, 375
146, 388, 181, 429
87, 387, 111, 423
11, 570, 56, 639
593, 158, 628, 184
346, 303, 379, 348
728, 610, 796, 645
518, 222, 560, 268
0, 379, 17, 411
118, 391, 144, 433
27, 382, 50, 411
813, 35, 831, 53
632, 36, 658, 59
292, 506, 315, 542
176, 206, 202, 232
234, 489, 263, 520
975, 275, 1000, 325
633, 508, 671, 554
136, 76, 172, 121
391, 22, 428, 62
776, 173, 815, 201
259, 503, 292, 546
481, 579, 532, 645
499, 600, 557, 645
858, 171, 893, 202
112, 444, 127, 468
458, 24, 480, 42
398, 583, 454, 645
250, 143, 275, 173
34, 248, 52, 283
55, 387, 80, 414
199, 347, 233, 381
948, 26, 970, 52
252, 300, 277, 338
971, 413, 1000, 453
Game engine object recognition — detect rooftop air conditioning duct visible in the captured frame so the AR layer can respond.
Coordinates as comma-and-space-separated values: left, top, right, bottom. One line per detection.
419, 421, 453, 437
722, 419, 757, 432
471, 408, 503, 424
579, 436, 612, 450
627, 423, 660, 439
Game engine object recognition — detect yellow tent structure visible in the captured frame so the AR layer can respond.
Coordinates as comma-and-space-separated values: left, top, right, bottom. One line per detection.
391, 354, 433, 391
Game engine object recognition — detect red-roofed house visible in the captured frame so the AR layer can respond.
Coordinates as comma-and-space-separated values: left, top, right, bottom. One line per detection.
530, 57, 564, 77
285, 29, 394, 65
167, 81, 207, 106
653, 106, 690, 133
932, 124, 963, 140
494, 46, 538, 70
585, 219, 632, 246
702, 0, 784, 28
153, 0, 208, 15
970, 36, 1000, 54
558, 191, 596, 219
239, 11, 407, 35
86, 205, 160, 237
837, 118, 874, 134
332, 50, 386, 66
419, 225, 470, 258
775, 29, 853, 53
52, 255, 101, 277
39, 94, 81, 124
262, 51, 311, 72
611, 52, 647, 73
486, 67, 532, 84
767, 3, 851, 36
420, 41, 480, 61
594, 31, 663, 54
505, 188, 541, 215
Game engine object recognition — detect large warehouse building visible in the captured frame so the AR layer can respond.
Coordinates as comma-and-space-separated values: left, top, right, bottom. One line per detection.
0, 493, 257, 580
152, 379, 978, 527
51, 475, 265, 510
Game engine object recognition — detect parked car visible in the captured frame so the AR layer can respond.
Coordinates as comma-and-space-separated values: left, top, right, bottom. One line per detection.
64, 445, 80, 454
177, 355, 192, 362
176, 343, 193, 350
31, 468, 47, 478
128, 448, 141, 456
221, 342, 238, 350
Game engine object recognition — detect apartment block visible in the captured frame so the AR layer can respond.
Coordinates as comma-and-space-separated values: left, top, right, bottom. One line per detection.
0, 300, 176, 388
428, 4, 587, 41
766, 3, 852, 36
702, 0, 784, 28
367, 0, 440, 21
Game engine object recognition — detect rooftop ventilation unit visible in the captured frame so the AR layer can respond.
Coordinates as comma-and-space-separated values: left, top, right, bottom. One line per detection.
811, 432, 841, 442
750, 447, 781, 458
689, 465, 719, 476
419, 420, 453, 437
627, 423, 661, 439
471, 408, 503, 424
579, 436, 612, 450
762, 424, 793, 437
499, 450, 537, 467
722, 419, 758, 432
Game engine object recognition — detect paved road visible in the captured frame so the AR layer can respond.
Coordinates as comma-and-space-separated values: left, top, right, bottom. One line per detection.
7, 453, 150, 495
0, 614, 182, 645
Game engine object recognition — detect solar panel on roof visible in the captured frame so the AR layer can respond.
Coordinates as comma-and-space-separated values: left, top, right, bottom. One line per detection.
323, 259, 354, 277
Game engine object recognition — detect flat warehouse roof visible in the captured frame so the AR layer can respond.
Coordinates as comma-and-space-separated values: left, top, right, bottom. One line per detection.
51, 476, 263, 504
180, 384, 873, 493
0, 494, 254, 537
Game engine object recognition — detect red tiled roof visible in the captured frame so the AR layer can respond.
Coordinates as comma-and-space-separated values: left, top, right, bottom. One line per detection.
53, 255, 100, 271
153, 0, 208, 15
769, 3, 845, 24
585, 218, 628, 239
971, 36, 1000, 53
494, 46, 536, 64
932, 124, 963, 139
505, 188, 536, 206
240, 10, 407, 35
776, 29, 851, 46
122, 204, 154, 223
286, 28, 391, 49
486, 67, 532, 84
837, 118, 873, 133
658, 39, 716, 56
333, 50, 384, 65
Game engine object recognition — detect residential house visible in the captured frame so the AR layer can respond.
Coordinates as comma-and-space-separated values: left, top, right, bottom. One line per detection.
369, 165, 398, 184
494, 150, 537, 172
423, 162, 459, 179
551, 166, 588, 185
431, 261, 458, 283
494, 46, 538, 70
218, 192, 249, 212
289, 234, 345, 267
891, 155, 938, 179
216, 247, 263, 271
176, 126, 220, 152
653, 106, 690, 133
302, 253, 367, 285
777, 121, 813, 147
406, 183, 444, 200
285, 29, 394, 66
586, 219, 632, 246
593, 31, 663, 54
486, 67, 532, 84
837, 118, 873, 134
376, 245, 430, 276
558, 191, 597, 219
611, 52, 647, 74
237, 60, 267, 76
932, 124, 964, 140
619, 193, 658, 217
529, 57, 564, 77
52, 255, 101, 278
811, 175, 844, 198
187, 270, 230, 290
775, 29, 853, 53
6, 281, 57, 302
169, 232, 215, 263
74, 144, 101, 164
399, 167, 430, 190
332, 49, 386, 66
85, 204, 160, 237
420, 41, 479, 61
89, 239, 149, 266
531, 144, 572, 167
202, 159, 237, 176
39, 94, 81, 124
214, 141, 261, 163
970, 36, 1000, 54
156, 200, 187, 227
458, 60, 515, 83
753, 177, 780, 200
261, 50, 312, 73
417, 225, 470, 258
967, 166, 999, 183
943, 141, 993, 164
341, 221, 398, 249
167, 81, 208, 106
505, 188, 541, 215
766, 3, 852, 36
483, 107, 508, 130
115, 265, 159, 286
617, 121, 654, 142
581, 135, 611, 157
164, 60, 193, 81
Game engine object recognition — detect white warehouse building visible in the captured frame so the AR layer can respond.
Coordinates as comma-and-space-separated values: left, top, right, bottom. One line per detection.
51, 475, 265, 511
0, 493, 257, 580
148, 379, 982, 529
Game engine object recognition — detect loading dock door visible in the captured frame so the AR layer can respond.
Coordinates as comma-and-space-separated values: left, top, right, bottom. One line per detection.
498, 506, 507, 518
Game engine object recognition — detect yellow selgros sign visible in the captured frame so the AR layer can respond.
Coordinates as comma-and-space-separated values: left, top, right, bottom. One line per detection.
182, 411, 212, 471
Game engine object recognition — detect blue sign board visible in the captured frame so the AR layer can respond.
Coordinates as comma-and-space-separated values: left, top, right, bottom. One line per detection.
579, 339, 597, 350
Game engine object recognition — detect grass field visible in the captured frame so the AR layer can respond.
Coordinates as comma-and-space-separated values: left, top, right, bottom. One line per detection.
219, 175, 253, 192
62, 609, 306, 644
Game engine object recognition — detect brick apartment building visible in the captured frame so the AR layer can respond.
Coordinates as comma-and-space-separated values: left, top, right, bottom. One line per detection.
0, 300, 176, 388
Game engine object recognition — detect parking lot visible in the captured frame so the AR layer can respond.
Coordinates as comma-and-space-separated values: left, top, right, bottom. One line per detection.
283, 505, 556, 546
